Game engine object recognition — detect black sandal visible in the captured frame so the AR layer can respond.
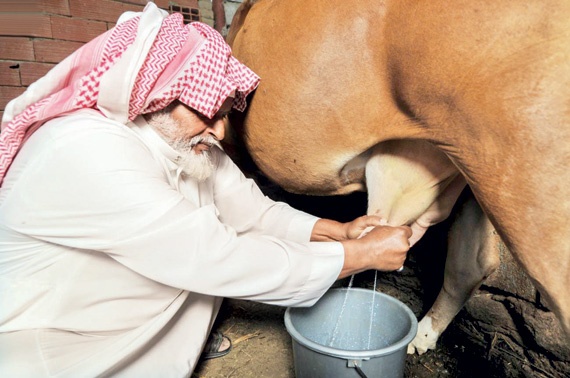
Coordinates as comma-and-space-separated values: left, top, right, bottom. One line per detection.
201, 331, 232, 360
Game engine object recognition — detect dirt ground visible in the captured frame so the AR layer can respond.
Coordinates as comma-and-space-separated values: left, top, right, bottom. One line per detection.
191, 191, 527, 378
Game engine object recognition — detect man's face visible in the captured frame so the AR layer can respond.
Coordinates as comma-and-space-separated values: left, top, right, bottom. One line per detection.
144, 96, 234, 181
169, 96, 233, 154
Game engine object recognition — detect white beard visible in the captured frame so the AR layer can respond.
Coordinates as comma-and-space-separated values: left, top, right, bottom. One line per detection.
144, 111, 221, 181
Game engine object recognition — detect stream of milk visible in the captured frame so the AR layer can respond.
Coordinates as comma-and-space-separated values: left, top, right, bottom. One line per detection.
327, 269, 379, 349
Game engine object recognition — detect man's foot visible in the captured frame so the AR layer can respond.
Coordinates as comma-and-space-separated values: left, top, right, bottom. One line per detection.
201, 331, 232, 360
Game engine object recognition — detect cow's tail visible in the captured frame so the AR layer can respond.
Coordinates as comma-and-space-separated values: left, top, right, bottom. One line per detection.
226, 0, 259, 46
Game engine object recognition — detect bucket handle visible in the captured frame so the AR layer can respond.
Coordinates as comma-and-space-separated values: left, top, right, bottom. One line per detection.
347, 359, 369, 378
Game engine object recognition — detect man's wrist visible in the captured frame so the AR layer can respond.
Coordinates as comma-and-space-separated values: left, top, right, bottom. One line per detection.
338, 239, 369, 279
311, 219, 348, 241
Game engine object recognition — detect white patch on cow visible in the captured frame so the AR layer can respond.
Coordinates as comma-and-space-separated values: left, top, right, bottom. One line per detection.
407, 315, 440, 355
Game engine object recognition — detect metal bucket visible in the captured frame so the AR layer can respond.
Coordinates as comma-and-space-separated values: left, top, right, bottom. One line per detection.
284, 288, 418, 378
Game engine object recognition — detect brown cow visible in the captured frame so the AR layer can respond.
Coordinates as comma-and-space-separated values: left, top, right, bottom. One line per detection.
226, 0, 570, 354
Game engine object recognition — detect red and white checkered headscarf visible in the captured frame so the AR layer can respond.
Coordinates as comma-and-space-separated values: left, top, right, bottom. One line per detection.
0, 2, 259, 186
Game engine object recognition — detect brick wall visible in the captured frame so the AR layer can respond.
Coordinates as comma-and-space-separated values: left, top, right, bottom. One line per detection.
0, 0, 202, 122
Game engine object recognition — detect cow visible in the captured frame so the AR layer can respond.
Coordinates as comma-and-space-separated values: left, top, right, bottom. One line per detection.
224, 0, 570, 355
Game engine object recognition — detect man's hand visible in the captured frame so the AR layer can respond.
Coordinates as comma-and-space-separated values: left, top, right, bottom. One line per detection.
310, 216, 411, 278
342, 215, 386, 240
338, 225, 412, 279
311, 215, 385, 242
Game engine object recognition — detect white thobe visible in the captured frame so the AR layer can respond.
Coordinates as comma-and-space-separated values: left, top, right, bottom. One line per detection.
0, 110, 344, 377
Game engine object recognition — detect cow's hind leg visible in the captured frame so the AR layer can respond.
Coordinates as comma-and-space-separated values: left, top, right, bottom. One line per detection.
408, 194, 500, 354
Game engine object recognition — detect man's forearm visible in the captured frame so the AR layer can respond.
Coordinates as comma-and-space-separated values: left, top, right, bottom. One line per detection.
310, 219, 348, 242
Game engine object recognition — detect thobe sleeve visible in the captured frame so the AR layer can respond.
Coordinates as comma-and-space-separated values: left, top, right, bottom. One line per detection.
212, 151, 320, 243
2, 117, 344, 307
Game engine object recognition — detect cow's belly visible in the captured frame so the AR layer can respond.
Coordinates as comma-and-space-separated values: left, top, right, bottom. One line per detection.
230, 0, 425, 196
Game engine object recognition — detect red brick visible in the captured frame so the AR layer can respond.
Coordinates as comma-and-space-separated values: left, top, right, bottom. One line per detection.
0, 61, 21, 86
1, 1, 72, 15
0, 37, 34, 61
124, 0, 173, 10
0, 2, 41, 12
0, 86, 26, 110
0, 111, 4, 122
179, 0, 200, 8
41, 0, 72, 16
0, 14, 52, 38
33, 39, 84, 64
154, 0, 172, 10
70, 0, 144, 23
51, 15, 107, 43
123, 0, 170, 7
19, 62, 56, 86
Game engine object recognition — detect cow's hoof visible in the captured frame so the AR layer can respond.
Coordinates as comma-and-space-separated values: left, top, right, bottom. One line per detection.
407, 316, 439, 355
407, 341, 432, 355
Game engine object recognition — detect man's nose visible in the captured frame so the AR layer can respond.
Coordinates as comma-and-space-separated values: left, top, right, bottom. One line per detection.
207, 118, 225, 141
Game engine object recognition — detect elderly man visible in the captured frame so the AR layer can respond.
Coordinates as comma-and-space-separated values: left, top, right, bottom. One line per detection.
0, 3, 411, 377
